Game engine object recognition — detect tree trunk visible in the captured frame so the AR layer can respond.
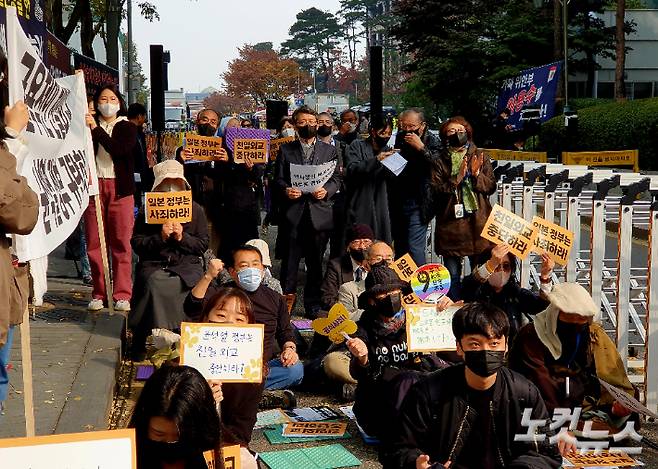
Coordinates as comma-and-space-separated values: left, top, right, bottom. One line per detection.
106, 0, 121, 69
80, 0, 95, 59
614, 0, 627, 101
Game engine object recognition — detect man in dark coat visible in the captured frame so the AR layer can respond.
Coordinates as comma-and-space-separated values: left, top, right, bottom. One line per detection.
389, 108, 441, 266
383, 302, 562, 469
275, 105, 341, 318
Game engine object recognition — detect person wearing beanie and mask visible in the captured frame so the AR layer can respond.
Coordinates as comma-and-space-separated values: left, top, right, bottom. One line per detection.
510, 282, 636, 433
129, 160, 209, 357
431, 116, 496, 300
84, 84, 138, 312
384, 302, 562, 469
346, 262, 452, 444
185, 245, 303, 391
320, 223, 374, 311
461, 243, 554, 341
389, 108, 441, 266
275, 105, 341, 317
344, 118, 396, 245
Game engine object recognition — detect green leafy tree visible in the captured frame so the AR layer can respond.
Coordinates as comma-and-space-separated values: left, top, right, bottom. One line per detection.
337, 0, 377, 69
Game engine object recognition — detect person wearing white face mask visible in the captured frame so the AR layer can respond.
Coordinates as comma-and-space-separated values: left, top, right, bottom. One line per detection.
461, 243, 555, 341
84, 85, 138, 312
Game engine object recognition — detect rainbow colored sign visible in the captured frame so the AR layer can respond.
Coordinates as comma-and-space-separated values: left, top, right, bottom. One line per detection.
410, 264, 451, 303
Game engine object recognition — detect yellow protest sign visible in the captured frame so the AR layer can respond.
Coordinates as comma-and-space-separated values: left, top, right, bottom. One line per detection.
184, 133, 226, 161
204, 446, 241, 469
391, 253, 418, 282
312, 303, 358, 344
145, 191, 193, 224
482, 148, 548, 163
531, 216, 573, 266
180, 322, 264, 383
282, 421, 348, 438
562, 150, 639, 173
565, 451, 637, 467
406, 304, 459, 353
481, 204, 537, 260
269, 136, 295, 162
234, 138, 268, 164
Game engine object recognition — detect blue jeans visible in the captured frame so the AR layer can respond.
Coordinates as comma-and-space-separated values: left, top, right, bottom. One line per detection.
80, 219, 91, 279
443, 255, 479, 301
396, 199, 428, 267
0, 326, 15, 403
265, 358, 304, 390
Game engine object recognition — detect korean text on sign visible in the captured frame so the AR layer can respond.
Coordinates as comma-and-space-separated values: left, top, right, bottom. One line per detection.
234, 139, 268, 164
269, 136, 295, 162
531, 216, 573, 266
145, 191, 192, 224
481, 204, 537, 260
289, 160, 337, 193
282, 421, 348, 437
406, 305, 459, 353
184, 133, 225, 161
179, 322, 265, 383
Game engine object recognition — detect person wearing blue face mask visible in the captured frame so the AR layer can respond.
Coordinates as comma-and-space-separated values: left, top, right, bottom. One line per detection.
185, 245, 303, 392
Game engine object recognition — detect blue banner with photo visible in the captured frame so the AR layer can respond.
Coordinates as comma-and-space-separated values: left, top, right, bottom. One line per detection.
496, 61, 562, 130
0, 1, 45, 58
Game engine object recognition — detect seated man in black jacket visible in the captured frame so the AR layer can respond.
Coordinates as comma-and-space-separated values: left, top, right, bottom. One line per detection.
383, 302, 562, 469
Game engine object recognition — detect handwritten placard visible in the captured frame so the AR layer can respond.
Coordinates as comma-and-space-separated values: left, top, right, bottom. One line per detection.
391, 253, 418, 282
0, 429, 136, 469
282, 421, 348, 438
145, 190, 192, 224
269, 136, 295, 162
531, 216, 573, 266
564, 451, 637, 467
312, 303, 357, 344
290, 160, 337, 193
481, 204, 537, 260
204, 445, 241, 469
406, 304, 459, 353
184, 133, 225, 161
410, 264, 451, 303
598, 378, 658, 419
234, 138, 268, 164
180, 322, 264, 383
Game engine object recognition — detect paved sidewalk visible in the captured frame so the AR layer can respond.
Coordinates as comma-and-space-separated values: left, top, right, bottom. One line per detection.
0, 245, 124, 437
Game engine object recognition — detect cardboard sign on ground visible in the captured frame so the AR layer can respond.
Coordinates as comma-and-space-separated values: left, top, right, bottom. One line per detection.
282, 421, 348, 438
145, 191, 192, 224
184, 133, 225, 161
531, 216, 573, 266
234, 138, 268, 164
0, 429, 136, 469
481, 204, 537, 259
406, 304, 459, 352
564, 451, 638, 467
180, 322, 264, 383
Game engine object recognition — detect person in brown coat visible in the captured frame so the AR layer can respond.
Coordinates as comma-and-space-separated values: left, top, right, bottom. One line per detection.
430, 116, 496, 300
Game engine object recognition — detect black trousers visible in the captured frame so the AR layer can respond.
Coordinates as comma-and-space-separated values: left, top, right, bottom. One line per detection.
280, 209, 329, 312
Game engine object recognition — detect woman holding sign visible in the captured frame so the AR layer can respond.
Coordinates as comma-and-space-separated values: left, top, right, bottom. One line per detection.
84, 84, 138, 312
430, 116, 496, 300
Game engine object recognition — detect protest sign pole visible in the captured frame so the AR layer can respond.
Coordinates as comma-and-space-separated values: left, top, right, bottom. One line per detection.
94, 195, 116, 316
20, 305, 35, 436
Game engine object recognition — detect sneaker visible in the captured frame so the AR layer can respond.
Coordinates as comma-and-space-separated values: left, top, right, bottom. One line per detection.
340, 383, 357, 402
259, 389, 297, 410
87, 298, 104, 311
114, 300, 131, 312
82, 275, 93, 286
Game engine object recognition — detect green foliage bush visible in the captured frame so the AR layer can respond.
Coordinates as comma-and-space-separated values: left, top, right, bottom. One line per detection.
538, 98, 658, 170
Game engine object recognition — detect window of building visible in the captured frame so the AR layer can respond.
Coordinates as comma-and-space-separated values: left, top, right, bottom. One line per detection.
633, 82, 653, 99
597, 82, 614, 99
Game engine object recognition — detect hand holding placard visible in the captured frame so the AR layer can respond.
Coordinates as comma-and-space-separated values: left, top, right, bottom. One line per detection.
312, 303, 358, 344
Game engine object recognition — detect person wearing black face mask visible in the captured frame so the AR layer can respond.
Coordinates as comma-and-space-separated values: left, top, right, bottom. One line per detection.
275, 106, 341, 318
343, 117, 396, 245
345, 262, 452, 446
510, 282, 636, 434
384, 302, 562, 469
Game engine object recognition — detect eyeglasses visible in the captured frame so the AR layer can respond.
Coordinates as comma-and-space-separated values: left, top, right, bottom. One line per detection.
446, 128, 466, 135
317, 119, 334, 125
296, 119, 317, 126
399, 122, 423, 132
199, 116, 219, 126
370, 255, 393, 264
495, 262, 512, 272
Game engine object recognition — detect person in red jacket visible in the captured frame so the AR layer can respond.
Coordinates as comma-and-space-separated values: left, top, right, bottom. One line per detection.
84, 84, 137, 312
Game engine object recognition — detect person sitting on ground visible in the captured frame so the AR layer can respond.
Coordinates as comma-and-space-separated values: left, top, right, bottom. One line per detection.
320, 223, 374, 311
245, 238, 282, 294
346, 262, 453, 444
384, 302, 563, 469
130, 160, 208, 358
184, 245, 303, 392
509, 282, 636, 433
130, 365, 221, 469
199, 287, 262, 469
461, 243, 554, 341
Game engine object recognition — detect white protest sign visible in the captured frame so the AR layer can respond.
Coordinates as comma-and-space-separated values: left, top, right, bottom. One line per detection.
405, 304, 460, 352
381, 152, 407, 176
0, 429, 136, 469
180, 322, 265, 382
7, 7, 97, 261
290, 160, 337, 193
598, 378, 658, 419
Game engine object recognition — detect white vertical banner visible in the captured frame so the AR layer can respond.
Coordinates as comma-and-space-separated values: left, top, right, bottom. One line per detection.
6, 7, 98, 262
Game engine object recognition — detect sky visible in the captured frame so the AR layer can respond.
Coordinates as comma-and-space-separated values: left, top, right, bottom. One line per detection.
132, 0, 343, 93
